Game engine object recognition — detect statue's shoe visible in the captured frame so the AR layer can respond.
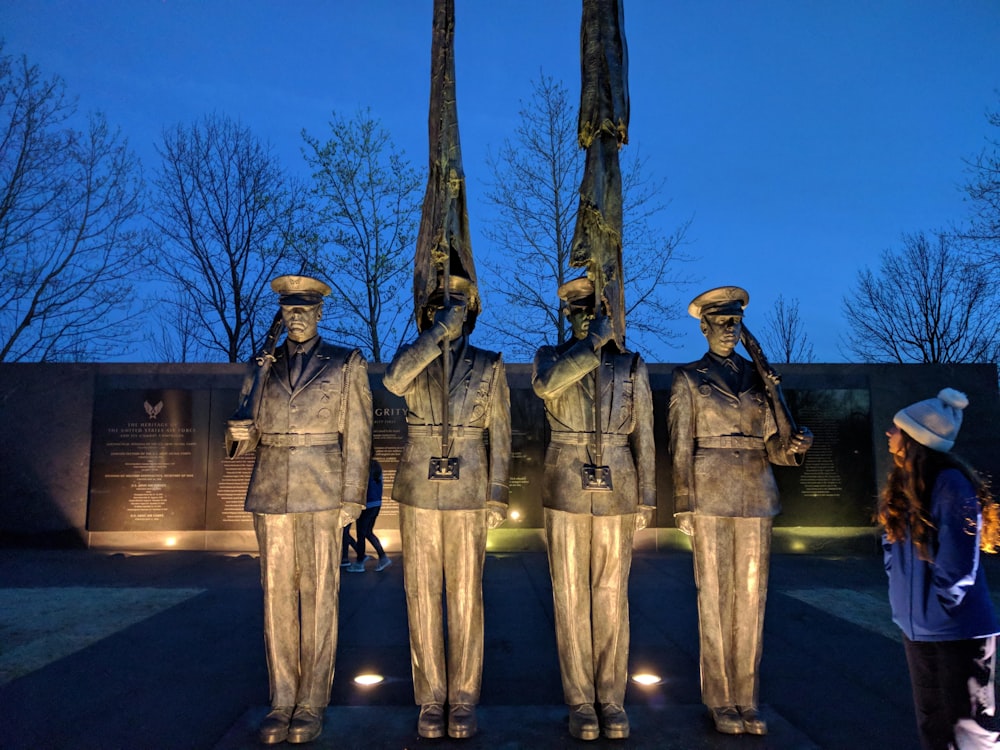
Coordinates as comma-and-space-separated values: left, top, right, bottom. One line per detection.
568, 704, 599, 741
287, 705, 323, 744
448, 703, 478, 738
258, 706, 292, 745
710, 706, 745, 735
600, 703, 630, 739
417, 703, 445, 738
739, 706, 768, 735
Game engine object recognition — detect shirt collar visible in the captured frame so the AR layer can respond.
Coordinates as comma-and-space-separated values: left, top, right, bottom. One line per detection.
287, 336, 319, 356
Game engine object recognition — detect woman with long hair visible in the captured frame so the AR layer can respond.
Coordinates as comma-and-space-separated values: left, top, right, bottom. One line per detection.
879, 388, 1000, 749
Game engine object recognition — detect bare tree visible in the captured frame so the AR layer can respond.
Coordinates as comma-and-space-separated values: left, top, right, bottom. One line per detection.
960, 95, 1000, 256
0, 47, 145, 362
478, 73, 693, 361
760, 294, 815, 363
151, 113, 312, 362
147, 291, 201, 363
618, 148, 695, 356
479, 74, 578, 357
301, 109, 421, 363
842, 231, 1000, 363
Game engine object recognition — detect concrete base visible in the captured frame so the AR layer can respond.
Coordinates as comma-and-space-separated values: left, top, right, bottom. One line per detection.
216, 704, 819, 749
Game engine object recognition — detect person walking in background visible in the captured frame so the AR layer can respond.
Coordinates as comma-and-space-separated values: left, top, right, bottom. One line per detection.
346, 453, 391, 572
880, 388, 1000, 750
341, 524, 359, 568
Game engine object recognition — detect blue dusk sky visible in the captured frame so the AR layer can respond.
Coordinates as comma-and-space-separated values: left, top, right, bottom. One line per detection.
1, 1, 998, 362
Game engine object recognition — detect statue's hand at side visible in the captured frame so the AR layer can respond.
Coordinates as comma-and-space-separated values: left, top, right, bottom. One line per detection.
674, 511, 694, 536
635, 505, 655, 531
339, 502, 364, 528
226, 418, 254, 442
789, 426, 814, 454
486, 502, 506, 530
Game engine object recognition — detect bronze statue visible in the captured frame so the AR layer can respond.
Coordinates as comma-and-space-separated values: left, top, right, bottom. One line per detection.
383, 0, 511, 739
532, 276, 655, 741
668, 286, 813, 736
535, 3, 650, 739
383, 274, 509, 740
226, 275, 372, 745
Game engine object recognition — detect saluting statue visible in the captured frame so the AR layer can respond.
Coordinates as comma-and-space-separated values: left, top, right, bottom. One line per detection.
532, 276, 655, 741
383, 272, 509, 740
227, 275, 372, 745
669, 286, 812, 736
384, 0, 511, 739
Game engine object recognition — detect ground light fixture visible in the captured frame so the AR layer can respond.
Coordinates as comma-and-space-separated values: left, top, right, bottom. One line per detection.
631, 672, 662, 686
353, 673, 385, 687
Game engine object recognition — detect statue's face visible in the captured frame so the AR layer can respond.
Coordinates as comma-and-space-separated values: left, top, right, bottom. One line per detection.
701, 313, 742, 357
281, 304, 321, 343
566, 301, 595, 340
422, 292, 468, 332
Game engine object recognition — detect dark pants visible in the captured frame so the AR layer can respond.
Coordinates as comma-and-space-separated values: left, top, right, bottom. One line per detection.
342, 506, 386, 562
903, 634, 1000, 750
355, 505, 385, 559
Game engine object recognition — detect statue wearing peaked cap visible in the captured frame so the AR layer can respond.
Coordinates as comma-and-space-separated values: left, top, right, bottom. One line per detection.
669, 285, 812, 736
226, 274, 372, 745
383, 266, 510, 741
531, 275, 655, 741
381, 0, 510, 740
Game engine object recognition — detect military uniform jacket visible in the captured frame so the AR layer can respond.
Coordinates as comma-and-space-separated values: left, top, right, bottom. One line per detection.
383, 333, 510, 511
229, 338, 372, 514
668, 352, 800, 518
532, 340, 655, 516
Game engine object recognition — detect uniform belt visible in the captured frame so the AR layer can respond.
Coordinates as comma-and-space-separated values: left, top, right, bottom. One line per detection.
549, 432, 630, 447
696, 436, 766, 450
259, 433, 340, 447
407, 425, 485, 438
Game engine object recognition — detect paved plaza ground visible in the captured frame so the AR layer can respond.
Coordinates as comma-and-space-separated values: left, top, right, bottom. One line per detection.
0, 544, 976, 749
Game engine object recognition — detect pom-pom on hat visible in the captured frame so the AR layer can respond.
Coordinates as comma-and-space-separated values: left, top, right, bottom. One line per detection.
893, 388, 969, 452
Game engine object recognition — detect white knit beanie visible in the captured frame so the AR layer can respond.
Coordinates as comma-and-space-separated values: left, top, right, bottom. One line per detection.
893, 388, 969, 452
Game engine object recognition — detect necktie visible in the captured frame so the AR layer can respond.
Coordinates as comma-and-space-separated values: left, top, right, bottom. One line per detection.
722, 358, 740, 392
289, 346, 304, 387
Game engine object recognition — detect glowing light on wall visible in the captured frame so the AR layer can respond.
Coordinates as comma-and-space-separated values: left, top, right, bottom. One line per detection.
353, 673, 384, 686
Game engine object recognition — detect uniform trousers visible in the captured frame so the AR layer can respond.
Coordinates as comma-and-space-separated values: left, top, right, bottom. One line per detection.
691, 515, 771, 709
544, 508, 635, 706
254, 509, 342, 709
399, 504, 487, 706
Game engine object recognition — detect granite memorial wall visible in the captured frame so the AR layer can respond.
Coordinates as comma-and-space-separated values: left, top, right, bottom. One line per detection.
0, 362, 995, 551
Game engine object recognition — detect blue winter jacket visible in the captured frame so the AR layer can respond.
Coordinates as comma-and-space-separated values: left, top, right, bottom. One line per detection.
884, 468, 1000, 641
